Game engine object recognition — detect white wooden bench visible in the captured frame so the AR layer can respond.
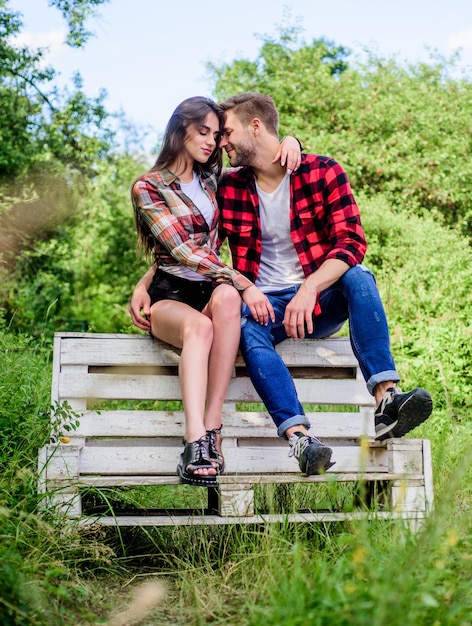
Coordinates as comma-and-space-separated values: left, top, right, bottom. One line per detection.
38, 332, 433, 528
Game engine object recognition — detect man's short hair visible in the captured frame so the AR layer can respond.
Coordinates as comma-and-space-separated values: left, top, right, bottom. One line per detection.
219, 92, 279, 137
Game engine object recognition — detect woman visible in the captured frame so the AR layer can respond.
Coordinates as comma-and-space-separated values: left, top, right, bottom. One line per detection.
131, 96, 300, 486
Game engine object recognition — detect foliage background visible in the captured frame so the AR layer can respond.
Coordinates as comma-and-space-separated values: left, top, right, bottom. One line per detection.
0, 3, 471, 624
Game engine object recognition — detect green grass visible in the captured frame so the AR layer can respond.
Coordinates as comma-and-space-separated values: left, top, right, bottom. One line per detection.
1, 328, 471, 625
88, 458, 471, 626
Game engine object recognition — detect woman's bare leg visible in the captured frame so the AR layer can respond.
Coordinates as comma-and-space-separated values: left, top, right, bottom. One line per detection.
202, 284, 242, 430
150, 299, 215, 476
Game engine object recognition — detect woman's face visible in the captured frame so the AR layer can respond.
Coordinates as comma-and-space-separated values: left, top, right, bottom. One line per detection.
183, 111, 220, 164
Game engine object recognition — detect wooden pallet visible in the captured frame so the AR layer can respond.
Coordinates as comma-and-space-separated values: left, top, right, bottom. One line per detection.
38, 333, 433, 527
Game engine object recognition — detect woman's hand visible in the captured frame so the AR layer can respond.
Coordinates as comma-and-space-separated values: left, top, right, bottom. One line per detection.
129, 284, 152, 331
242, 285, 275, 326
273, 136, 302, 174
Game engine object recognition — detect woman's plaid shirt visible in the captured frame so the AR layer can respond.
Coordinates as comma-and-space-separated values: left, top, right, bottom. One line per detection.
132, 167, 252, 291
217, 153, 367, 294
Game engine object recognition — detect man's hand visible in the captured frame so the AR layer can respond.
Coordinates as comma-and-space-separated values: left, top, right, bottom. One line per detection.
284, 260, 350, 338
242, 285, 275, 326
283, 283, 317, 339
129, 285, 152, 331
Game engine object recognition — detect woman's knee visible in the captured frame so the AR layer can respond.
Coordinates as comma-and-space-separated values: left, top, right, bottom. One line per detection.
183, 313, 213, 344
210, 284, 241, 319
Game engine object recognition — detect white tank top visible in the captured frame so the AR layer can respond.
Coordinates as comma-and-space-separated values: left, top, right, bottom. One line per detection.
164, 171, 217, 281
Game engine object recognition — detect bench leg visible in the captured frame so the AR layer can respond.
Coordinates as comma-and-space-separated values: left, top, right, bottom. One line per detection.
387, 439, 431, 528
47, 488, 82, 518
218, 483, 255, 517
208, 484, 291, 517
206, 486, 219, 514
38, 442, 83, 519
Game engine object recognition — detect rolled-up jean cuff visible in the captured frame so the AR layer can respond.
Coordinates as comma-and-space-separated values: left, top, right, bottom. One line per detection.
367, 370, 401, 396
277, 415, 311, 438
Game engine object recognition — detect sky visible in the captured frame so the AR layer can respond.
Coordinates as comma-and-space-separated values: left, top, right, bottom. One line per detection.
9, 0, 472, 152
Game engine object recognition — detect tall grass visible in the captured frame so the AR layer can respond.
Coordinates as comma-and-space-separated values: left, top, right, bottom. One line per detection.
1, 209, 471, 626
0, 329, 117, 625
93, 425, 470, 626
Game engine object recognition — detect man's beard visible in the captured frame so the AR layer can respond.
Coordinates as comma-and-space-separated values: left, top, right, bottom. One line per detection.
227, 141, 256, 167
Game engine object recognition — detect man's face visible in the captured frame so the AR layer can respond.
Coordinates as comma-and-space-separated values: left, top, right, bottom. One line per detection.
220, 110, 257, 167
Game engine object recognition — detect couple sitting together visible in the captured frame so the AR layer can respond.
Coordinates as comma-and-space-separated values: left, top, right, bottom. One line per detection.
129, 92, 433, 486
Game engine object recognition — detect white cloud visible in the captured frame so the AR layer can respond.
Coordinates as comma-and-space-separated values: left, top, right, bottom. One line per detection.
10, 28, 68, 65
448, 27, 472, 52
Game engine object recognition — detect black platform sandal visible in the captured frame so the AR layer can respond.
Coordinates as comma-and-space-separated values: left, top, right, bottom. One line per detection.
206, 426, 224, 474
177, 437, 217, 487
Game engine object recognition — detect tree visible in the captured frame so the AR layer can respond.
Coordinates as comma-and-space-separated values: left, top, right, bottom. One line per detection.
0, 0, 113, 178
0, 5, 50, 175
208, 25, 472, 236
0, 0, 119, 280
49, 0, 110, 47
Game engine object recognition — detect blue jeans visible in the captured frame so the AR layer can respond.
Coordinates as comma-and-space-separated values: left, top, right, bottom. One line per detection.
240, 265, 400, 437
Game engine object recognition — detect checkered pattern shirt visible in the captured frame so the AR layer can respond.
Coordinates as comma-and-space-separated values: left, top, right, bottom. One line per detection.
132, 167, 253, 291
217, 153, 367, 307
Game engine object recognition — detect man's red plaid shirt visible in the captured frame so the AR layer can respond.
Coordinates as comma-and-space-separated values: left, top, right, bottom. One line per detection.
217, 153, 367, 314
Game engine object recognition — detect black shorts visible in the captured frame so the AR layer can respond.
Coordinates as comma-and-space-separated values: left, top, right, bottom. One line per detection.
148, 269, 215, 312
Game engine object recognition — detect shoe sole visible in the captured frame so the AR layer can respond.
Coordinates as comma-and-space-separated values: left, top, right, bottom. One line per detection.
376, 390, 433, 441
375, 418, 398, 439
177, 462, 217, 487
304, 446, 335, 476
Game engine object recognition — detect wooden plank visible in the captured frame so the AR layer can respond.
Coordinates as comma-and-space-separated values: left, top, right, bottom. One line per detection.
44, 489, 82, 518
263, 377, 368, 405
50, 334, 62, 406
44, 444, 82, 480
272, 337, 359, 367
387, 439, 424, 474
58, 333, 182, 367
56, 443, 392, 476
57, 372, 373, 406
66, 409, 374, 439
58, 372, 183, 402
219, 444, 387, 474
37, 446, 48, 494
56, 333, 360, 368
422, 439, 434, 512
46, 473, 425, 488
219, 483, 254, 516
78, 510, 427, 527
391, 483, 427, 513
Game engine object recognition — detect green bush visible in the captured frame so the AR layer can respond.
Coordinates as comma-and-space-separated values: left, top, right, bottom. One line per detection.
2, 156, 147, 335
359, 193, 472, 417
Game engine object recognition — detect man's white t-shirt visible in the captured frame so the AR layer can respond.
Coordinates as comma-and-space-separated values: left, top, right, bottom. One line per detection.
255, 173, 305, 292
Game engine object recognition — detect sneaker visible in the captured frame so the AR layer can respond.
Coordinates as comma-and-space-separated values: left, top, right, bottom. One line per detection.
288, 432, 335, 476
375, 387, 433, 440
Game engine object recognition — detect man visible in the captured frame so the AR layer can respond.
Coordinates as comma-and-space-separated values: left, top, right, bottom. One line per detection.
130, 92, 433, 476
